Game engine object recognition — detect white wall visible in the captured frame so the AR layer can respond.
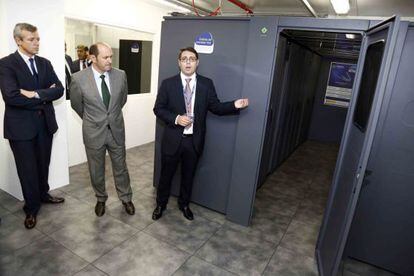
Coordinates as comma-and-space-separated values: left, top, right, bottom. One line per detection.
0, 0, 68, 199
64, 0, 174, 166
0, 0, 180, 199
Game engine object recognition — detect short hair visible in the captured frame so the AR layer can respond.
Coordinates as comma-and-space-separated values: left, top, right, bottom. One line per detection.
13, 23, 37, 39
178, 47, 198, 60
89, 42, 111, 57
76, 44, 88, 51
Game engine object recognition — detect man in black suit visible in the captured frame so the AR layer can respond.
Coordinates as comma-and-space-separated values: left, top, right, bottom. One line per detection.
72, 45, 91, 73
65, 42, 73, 100
152, 47, 249, 221
0, 23, 64, 229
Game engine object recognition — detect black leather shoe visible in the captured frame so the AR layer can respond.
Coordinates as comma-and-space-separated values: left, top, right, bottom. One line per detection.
41, 194, 65, 204
152, 205, 165, 220
179, 206, 194, 221
24, 214, 36, 229
95, 201, 105, 217
122, 201, 135, 215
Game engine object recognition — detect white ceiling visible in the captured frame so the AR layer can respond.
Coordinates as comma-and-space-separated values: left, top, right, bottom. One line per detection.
170, 0, 414, 18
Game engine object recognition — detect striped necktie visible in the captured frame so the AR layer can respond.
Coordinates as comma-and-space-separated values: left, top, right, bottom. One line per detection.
29, 58, 39, 87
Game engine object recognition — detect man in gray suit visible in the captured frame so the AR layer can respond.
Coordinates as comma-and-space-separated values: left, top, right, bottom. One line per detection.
70, 42, 134, 217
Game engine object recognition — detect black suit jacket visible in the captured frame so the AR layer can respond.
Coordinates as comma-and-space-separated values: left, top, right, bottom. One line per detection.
65, 54, 73, 99
154, 74, 238, 156
71, 59, 91, 73
0, 51, 64, 140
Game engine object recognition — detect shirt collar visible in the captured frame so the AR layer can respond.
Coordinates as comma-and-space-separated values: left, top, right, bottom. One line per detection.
91, 65, 109, 79
180, 72, 196, 85
17, 49, 35, 63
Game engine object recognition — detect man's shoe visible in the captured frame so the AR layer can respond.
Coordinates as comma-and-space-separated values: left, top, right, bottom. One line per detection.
152, 205, 165, 220
122, 201, 135, 215
179, 206, 194, 221
41, 194, 65, 204
95, 201, 105, 217
24, 215, 36, 229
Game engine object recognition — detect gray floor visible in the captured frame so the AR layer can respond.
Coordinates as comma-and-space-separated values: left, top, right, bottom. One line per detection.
0, 141, 395, 275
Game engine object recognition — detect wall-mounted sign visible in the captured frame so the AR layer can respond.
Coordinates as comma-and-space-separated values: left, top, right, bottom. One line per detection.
324, 62, 357, 108
194, 32, 214, 54
130, 43, 139, 53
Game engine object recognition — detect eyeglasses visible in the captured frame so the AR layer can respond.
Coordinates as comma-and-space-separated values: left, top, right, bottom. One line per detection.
180, 57, 197, 63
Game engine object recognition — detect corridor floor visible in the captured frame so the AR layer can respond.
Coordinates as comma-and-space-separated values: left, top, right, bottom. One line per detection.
0, 141, 395, 275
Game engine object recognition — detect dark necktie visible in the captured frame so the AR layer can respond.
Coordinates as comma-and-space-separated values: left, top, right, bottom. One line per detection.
100, 75, 110, 109
29, 58, 39, 86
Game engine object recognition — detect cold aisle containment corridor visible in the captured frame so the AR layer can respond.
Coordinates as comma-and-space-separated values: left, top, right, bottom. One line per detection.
154, 16, 414, 275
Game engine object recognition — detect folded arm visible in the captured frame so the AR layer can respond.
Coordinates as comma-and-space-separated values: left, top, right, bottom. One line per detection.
0, 63, 43, 109
35, 60, 64, 102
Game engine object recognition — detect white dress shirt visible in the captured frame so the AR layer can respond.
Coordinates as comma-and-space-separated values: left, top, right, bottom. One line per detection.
65, 59, 72, 75
17, 50, 40, 98
177, 72, 196, 135
91, 66, 111, 100
17, 49, 38, 75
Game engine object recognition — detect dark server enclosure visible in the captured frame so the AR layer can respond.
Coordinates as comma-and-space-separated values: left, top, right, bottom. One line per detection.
154, 16, 280, 225
119, 39, 152, 94
155, 15, 414, 276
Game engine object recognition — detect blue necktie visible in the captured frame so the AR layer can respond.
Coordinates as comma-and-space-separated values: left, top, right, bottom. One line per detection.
29, 58, 39, 87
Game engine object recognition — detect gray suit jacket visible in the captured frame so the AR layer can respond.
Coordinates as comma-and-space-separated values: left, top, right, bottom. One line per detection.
70, 67, 128, 149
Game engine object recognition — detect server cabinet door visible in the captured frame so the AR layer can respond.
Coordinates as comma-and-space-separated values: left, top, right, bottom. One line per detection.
316, 17, 401, 276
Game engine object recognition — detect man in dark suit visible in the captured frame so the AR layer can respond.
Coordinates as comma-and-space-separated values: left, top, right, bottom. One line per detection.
0, 23, 64, 229
72, 45, 91, 73
65, 42, 73, 100
152, 47, 249, 221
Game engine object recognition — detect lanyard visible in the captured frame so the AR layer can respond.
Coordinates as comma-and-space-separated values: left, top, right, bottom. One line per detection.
183, 80, 196, 114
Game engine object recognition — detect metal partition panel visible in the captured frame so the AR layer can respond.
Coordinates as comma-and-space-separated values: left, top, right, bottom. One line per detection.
345, 23, 411, 276
258, 35, 289, 186
154, 17, 250, 213
226, 16, 279, 225
316, 18, 401, 276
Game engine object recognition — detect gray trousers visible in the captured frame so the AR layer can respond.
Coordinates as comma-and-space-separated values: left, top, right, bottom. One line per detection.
85, 129, 132, 203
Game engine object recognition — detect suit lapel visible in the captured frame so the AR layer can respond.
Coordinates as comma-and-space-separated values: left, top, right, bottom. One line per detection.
175, 74, 186, 113
108, 70, 117, 110
13, 51, 37, 87
86, 67, 106, 110
194, 75, 204, 119
34, 55, 45, 86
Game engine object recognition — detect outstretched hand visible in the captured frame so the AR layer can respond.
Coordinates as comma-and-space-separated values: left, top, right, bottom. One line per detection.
234, 98, 249, 109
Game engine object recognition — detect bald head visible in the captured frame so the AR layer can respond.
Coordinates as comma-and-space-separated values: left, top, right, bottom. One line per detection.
89, 42, 113, 73
89, 42, 111, 57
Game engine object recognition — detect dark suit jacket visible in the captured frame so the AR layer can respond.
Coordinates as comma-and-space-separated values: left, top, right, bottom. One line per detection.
71, 59, 91, 73
154, 74, 238, 156
65, 54, 73, 99
0, 51, 64, 140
